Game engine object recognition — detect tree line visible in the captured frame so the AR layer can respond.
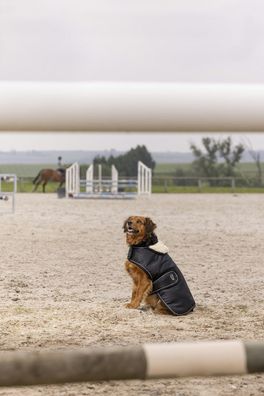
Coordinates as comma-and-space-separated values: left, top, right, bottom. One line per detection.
91, 145, 156, 177
79, 138, 262, 186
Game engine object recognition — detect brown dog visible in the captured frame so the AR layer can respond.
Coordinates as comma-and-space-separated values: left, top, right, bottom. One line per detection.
123, 216, 165, 313
123, 216, 196, 315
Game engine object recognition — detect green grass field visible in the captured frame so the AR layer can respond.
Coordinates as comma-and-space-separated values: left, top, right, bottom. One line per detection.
154, 162, 262, 176
154, 163, 191, 174
0, 164, 57, 177
0, 179, 61, 193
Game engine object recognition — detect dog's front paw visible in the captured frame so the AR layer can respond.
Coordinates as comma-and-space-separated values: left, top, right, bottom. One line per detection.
125, 302, 138, 309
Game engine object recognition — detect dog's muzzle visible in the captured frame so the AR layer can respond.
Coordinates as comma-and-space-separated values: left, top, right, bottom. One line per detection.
126, 227, 139, 235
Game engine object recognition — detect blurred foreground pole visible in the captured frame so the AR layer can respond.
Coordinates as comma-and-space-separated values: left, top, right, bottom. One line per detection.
1, 82, 264, 131
0, 341, 262, 386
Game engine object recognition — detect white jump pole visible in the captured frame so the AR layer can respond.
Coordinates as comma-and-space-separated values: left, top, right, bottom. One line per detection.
111, 165, 118, 194
86, 164, 93, 193
66, 163, 80, 196
138, 161, 152, 195
98, 164, 102, 193
2, 82, 264, 131
0, 341, 261, 386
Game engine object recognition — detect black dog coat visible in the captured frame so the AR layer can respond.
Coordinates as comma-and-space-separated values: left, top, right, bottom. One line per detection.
127, 243, 195, 315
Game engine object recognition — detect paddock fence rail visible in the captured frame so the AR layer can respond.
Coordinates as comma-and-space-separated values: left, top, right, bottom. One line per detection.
8, 174, 264, 193
152, 176, 264, 192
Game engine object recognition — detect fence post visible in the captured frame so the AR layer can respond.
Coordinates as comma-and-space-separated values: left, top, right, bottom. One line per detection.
19, 177, 24, 193
231, 178, 236, 192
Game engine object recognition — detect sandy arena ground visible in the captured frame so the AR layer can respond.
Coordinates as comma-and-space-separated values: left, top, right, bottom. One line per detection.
0, 193, 263, 396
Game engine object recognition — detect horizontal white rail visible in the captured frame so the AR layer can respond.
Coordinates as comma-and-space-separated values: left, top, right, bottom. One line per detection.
1, 82, 264, 131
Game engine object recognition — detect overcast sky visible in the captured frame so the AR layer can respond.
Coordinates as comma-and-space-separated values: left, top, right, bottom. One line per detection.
0, 132, 263, 153
1, 0, 264, 151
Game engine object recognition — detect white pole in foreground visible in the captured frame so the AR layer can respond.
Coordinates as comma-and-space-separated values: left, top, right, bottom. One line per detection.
0, 341, 262, 386
2, 82, 264, 131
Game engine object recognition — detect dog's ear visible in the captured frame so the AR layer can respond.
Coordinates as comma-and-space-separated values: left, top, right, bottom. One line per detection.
123, 218, 129, 232
145, 217, 157, 237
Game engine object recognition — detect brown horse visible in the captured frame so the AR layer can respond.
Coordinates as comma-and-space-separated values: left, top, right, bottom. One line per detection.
32, 168, 66, 193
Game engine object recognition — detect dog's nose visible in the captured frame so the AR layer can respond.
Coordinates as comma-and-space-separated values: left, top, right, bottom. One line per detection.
128, 221, 132, 226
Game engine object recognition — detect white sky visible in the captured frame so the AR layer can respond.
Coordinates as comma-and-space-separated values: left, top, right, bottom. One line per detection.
1, 0, 264, 151
0, 132, 263, 152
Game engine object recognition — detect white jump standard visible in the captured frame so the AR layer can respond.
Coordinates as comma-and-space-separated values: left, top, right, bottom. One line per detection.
66, 161, 151, 199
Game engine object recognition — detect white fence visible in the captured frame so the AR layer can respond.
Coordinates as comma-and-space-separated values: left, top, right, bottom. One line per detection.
0, 174, 17, 214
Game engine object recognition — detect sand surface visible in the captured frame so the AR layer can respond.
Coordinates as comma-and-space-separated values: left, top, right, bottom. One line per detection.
0, 193, 263, 395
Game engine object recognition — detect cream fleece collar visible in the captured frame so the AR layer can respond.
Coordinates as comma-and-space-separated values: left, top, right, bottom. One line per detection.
149, 241, 169, 254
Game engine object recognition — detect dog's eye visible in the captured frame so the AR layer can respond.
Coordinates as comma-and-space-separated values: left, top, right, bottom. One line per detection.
137, 220, 142, 224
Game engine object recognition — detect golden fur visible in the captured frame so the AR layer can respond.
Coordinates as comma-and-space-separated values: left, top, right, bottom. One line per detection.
123, 216, 168, 314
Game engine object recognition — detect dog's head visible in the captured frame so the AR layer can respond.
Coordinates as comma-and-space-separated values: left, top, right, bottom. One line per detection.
123, 216, 157, 246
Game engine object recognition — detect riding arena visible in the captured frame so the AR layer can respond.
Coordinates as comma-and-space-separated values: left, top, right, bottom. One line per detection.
1, 192, 263, 394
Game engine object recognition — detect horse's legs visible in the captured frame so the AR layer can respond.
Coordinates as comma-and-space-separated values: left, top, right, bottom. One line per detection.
42, 182, 47, 193
32, 182, 39, 192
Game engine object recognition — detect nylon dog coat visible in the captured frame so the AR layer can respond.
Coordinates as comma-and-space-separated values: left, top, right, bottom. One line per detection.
127, 243, 195, 315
